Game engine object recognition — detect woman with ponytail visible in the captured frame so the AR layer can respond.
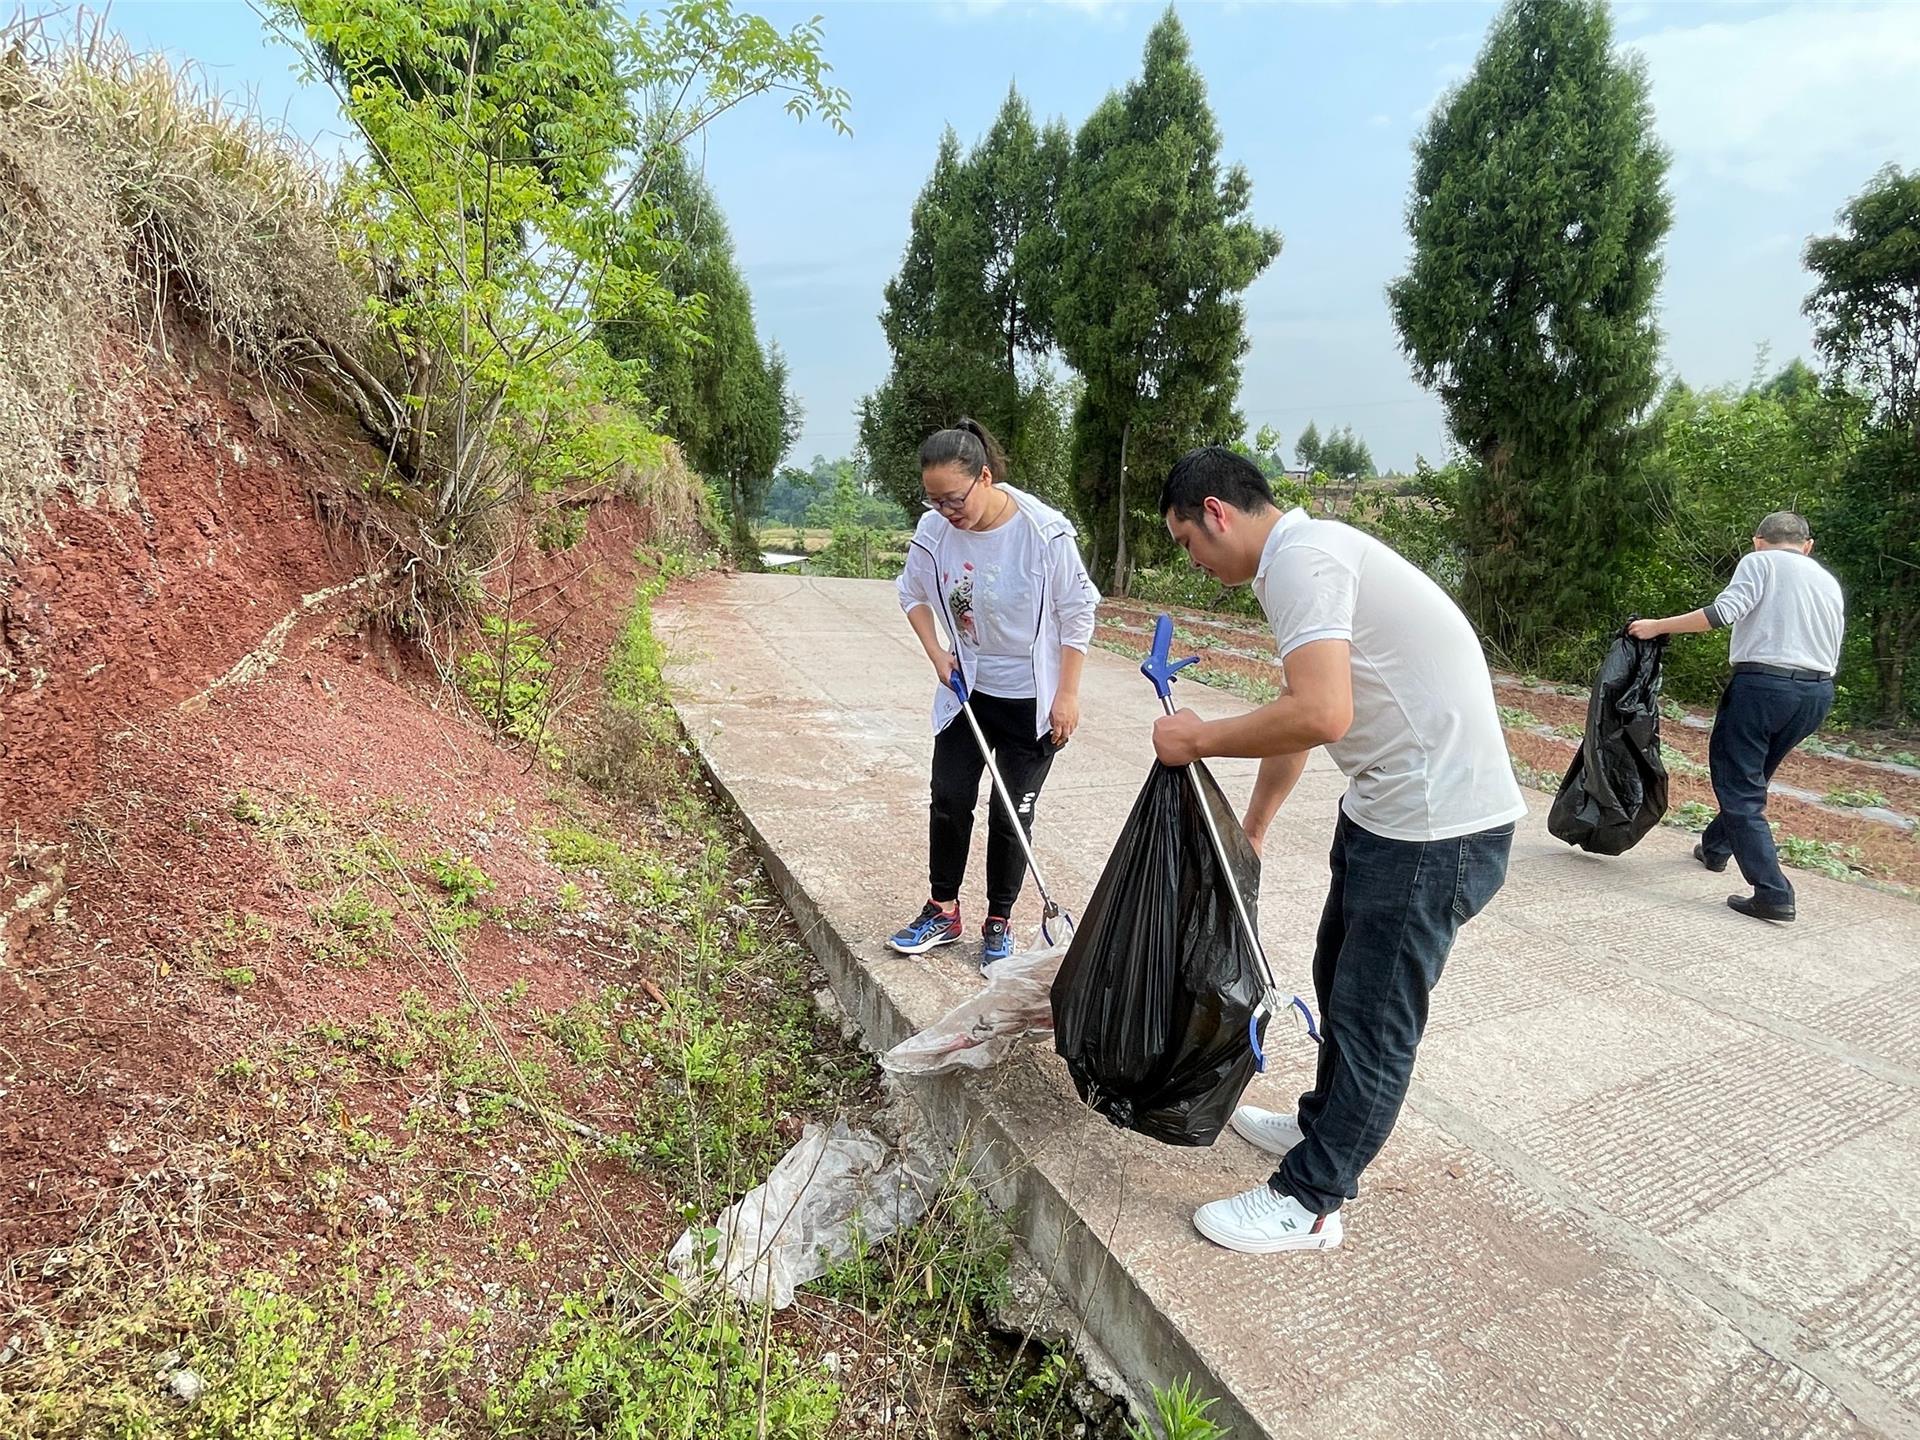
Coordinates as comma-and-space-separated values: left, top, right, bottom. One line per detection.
888, 418, 1099, 968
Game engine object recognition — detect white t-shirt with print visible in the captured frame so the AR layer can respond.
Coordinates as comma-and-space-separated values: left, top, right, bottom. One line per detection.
940, 514, 1043, 699
1254, 509, 1527, 843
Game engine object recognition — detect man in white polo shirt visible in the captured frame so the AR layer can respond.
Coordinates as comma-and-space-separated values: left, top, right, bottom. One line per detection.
1629, 510, 1844, 923
1151, 447, 1526, 1255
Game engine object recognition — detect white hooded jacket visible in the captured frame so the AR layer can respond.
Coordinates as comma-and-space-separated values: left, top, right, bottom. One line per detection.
895, 486, 1100, 739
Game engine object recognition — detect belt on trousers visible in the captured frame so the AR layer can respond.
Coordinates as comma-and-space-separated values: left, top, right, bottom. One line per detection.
1731, 662, 1833, 682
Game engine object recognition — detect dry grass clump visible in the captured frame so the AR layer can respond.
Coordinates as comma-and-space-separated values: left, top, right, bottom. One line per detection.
0, 11, 365, 549
616, 434, 712, 553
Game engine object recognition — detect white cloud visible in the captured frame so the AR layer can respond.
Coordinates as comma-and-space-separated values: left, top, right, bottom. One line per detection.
1626, 3, 1920, 194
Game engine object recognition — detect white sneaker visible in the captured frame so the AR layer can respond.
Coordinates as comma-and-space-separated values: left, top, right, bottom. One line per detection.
1229, 1104, 1303, 1158
1193, 1184, 1343, 1254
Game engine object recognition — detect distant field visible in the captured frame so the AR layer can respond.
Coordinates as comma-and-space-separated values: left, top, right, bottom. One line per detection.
756, 526, 831, 553
758, 526, 913, 555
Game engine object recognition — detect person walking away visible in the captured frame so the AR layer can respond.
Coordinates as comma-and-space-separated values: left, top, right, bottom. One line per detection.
1628, 510, 1844, 923
1150, 447, 1525, 1255
889, 419, 1100, 968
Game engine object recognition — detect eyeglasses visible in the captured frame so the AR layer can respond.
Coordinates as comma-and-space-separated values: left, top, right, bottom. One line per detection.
921, 470, 985, 514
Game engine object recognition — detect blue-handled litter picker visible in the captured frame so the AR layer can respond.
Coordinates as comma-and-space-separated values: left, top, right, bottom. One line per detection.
947, 670, 1076, 948
1139, 614, 1320, 1065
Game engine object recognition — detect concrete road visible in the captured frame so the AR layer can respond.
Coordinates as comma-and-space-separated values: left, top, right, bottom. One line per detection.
659, 572, 1920, 1439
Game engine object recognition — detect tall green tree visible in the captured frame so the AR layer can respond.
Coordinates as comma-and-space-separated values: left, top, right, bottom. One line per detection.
1804, 165, 1920, 718
1054, 8, 1280, 593
272, 0, 846, 568
1388, 0, 1671, 662
1307, 424, 1375, 481
1241, 424, 1288, 480
1293, 420, 1323, 473
601, 150, 799, 562
952, 92, 1069, 400
860, 130, 993, 508
1757, 357, 1821, 404
1233, 426, 1311, 508
860, 94, 1072, 512
303, 0, 622, 218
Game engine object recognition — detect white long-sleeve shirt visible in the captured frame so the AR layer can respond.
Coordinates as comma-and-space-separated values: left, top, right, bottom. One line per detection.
1705, 548, 1845, 674
896, 486, 1099, 739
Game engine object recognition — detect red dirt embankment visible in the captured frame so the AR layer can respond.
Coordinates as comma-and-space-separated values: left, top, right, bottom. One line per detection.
3, 375, 364, 831
0, 356, 710, 1296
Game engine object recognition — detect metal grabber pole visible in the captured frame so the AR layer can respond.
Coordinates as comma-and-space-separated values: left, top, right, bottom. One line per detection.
947, 670, 1075, 947
1138, 614, 1319, 1067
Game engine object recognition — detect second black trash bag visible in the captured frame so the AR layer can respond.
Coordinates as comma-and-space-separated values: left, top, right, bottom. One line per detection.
1548, 631, 1670, 855
1049, 759, 1267, 1146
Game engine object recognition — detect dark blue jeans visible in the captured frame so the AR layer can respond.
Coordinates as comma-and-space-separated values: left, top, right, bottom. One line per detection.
1274, 812, 1513, 1214
1702, 671, 1835, 908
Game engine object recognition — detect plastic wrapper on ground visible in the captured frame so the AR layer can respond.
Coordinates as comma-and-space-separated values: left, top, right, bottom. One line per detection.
879, 944, 1067, 1076
668, 1121, 937, 1310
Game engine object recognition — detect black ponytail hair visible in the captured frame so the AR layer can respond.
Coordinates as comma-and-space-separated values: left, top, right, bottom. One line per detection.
919, 416, 1011, 484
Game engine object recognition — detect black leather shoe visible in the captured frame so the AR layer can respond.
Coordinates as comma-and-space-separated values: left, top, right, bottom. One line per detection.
1694, 842, 1729, 873
1728, 894, 1795, 923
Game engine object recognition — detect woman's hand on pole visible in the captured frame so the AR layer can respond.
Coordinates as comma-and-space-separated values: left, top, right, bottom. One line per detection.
933, 650, 958, 688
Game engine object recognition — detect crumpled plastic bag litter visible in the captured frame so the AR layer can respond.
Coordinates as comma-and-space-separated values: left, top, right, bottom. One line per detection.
879, 945, 1067, 1076
668, 1120, 937, 1309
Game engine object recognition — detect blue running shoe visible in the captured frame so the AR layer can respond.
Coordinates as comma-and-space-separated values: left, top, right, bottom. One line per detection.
981, 915, 1013, 968
887, 900, 962, 955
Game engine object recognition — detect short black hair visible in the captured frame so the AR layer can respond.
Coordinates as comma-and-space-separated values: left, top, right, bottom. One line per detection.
1159, 446, 1276, 523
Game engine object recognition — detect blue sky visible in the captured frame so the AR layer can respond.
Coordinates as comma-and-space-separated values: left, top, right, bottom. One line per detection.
75, 0, 1920, 472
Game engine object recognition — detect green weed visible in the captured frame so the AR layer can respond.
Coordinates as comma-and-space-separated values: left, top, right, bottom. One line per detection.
459, 615, 558, 756
1777, 834, 1862, 879
424, 852, 491, 907
1660, 743, 1710, 779
535, 503, 588, 553
539, 999, 614, 1070
305, 887, 395, 967
1200, 666, 1280, 706
1666, 800, 1716, 833
1825, 787, 1889, 809
1510, 758, 1562, 794
575, 573, 684, 800
618, 987, 788, 1185
188, 911, 275, 976
529, 1152, 573, 1204
1128, 1377, 1228, 1440
484, 1294, 837, 1439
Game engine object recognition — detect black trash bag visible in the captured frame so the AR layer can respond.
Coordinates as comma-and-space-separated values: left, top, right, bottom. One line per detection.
1049, 760, 1267, 1146
1548, 630, 1671, 855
